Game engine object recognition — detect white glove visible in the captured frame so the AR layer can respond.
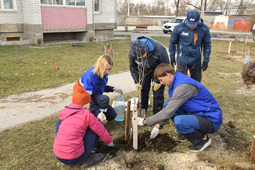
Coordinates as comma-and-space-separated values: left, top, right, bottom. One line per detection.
114, 88, 123, 95
150, 126, 159, 139
136, 117, 145, 126
106, 142, 115, 147
97, 112, 107, 123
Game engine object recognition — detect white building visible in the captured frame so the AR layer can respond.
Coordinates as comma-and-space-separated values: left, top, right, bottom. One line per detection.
0, 0, 117, 45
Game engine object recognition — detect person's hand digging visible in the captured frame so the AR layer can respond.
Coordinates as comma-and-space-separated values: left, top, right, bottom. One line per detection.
150, 125, 160, 139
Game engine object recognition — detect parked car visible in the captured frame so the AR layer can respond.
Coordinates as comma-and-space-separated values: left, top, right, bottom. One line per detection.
162, 17, 185, 34
252, 24, 255, 42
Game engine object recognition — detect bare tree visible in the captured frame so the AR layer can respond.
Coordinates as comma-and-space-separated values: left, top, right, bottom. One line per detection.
174, 0, 180, 16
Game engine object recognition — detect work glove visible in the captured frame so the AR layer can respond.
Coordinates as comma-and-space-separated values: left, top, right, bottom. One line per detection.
152, 81, 161, 91
106, 142, 115, 147
97, 112, 107, 123
113, 87, 123, 95
135, 83, 142, 90
170, 58, 176, 68
136, 117, 145, 126
202, 62, 208, 71
150, 126, 160, 139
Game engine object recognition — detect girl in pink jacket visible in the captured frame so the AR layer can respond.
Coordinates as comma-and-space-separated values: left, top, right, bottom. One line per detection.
53, 82, 114, 166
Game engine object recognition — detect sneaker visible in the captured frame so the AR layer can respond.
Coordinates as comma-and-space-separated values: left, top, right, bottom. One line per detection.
81, 153, 104, 167
174, 133, 187, 141
188, 136, 212, 152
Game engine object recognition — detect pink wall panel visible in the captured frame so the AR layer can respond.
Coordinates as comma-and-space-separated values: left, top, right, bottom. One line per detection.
41, 7, 87, 29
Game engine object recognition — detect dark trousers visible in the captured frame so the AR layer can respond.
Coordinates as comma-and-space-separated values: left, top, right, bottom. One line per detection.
89, 94, 117, 121
177, 63, 202, 82
55, 119, 99, 165
141, 71, 165, 114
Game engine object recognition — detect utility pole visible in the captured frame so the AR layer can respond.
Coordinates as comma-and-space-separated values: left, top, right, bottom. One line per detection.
175, 0, 179, 17
128, 0, 130, 16
201, 0, 205, 18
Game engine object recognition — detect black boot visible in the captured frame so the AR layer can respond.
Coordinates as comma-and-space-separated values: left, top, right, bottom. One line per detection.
81, 153, 104, 167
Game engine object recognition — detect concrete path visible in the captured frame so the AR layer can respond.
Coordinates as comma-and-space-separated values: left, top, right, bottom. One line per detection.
0, 71, 135, 132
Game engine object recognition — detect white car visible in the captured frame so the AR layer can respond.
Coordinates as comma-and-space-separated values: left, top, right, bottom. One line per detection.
162, 17, 186, 34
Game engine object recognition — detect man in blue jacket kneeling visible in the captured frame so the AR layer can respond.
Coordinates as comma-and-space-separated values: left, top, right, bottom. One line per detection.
136, 63, 222, 152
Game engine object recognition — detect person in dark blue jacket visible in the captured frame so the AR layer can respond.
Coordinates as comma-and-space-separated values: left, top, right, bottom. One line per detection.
79, 54, 123, 123
129, 36, 170, 138
136, 63, 222, 152
169, 10, 211, 83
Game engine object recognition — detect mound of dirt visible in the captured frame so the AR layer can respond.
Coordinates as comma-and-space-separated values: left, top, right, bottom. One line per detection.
217, 121, 250, 152
94, 131, 178, 169
96, 130, 178, 156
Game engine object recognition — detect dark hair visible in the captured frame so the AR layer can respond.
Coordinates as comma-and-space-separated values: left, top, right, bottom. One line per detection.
241, 60, 255, 86
154, 63, 175, 80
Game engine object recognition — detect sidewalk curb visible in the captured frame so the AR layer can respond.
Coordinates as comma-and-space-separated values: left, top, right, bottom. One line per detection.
0, 71, 135, 132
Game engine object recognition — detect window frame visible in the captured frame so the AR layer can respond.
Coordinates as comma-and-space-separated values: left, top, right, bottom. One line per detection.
40, 0, 85, 7
94, 0, 101, 14
0, 0, 17, 11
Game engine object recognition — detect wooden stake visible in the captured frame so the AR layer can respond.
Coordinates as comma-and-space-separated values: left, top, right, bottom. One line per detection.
234, 40, 237, 53
242, 37, 246, 58
228, 41, 232, 54
251, 129, 255, 162
133, 107, 138, 150
125, 100, 131, 142
138, 88, 142, 117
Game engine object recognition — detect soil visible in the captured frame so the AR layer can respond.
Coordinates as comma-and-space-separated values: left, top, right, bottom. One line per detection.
77, 121, 255, 170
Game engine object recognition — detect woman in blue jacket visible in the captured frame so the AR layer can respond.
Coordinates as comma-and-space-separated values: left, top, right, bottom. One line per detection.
79, 54, 123, 123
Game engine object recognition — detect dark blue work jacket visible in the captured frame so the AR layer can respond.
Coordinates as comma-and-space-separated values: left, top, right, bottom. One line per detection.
169, 19, 211, 66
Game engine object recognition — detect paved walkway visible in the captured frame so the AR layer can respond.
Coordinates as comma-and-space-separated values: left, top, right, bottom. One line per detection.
0, 71, 136, 132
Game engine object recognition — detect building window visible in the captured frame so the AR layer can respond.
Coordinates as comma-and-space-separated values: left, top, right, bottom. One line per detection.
53, 0, 63, 5
94, 0, 100, 12
41, 0, 85, 6
0, 0, 16, 10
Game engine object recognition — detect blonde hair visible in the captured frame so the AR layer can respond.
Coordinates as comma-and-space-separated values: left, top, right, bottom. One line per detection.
154, 63, 175, 80
93, 54, 114, 78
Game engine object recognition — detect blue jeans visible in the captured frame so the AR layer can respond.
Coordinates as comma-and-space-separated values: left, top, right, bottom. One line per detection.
55, 119, 99, 165
177, 63, 202, 82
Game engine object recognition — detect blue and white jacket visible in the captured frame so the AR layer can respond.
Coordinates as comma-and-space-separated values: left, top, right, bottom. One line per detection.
169, 19, 211, 66
169, 72, 222, 124
79, 67, 113, 96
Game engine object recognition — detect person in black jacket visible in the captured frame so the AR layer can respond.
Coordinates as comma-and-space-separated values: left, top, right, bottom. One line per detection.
129, 36, 170, 137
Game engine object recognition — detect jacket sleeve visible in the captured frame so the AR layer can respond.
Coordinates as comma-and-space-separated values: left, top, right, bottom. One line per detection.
85, 110, 112, 145
159, 45, 170, 64
129, 50, 139, 84
145, 84, 198, 126
169, 28, 179, 60
202, 25, 211, 63
104, 85, 114, 93
80, 71, 93, 95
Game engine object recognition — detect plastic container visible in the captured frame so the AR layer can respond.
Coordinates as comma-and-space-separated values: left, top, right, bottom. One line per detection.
244, 53, 251, 64
113, 95, 125, 121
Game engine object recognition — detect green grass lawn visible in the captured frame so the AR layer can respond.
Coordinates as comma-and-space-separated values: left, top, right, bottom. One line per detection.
0, 39, 131, 98
0, 37, 255, 169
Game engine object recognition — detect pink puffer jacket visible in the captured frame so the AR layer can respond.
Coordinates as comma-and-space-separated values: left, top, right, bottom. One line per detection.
53, 104, 112, 159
